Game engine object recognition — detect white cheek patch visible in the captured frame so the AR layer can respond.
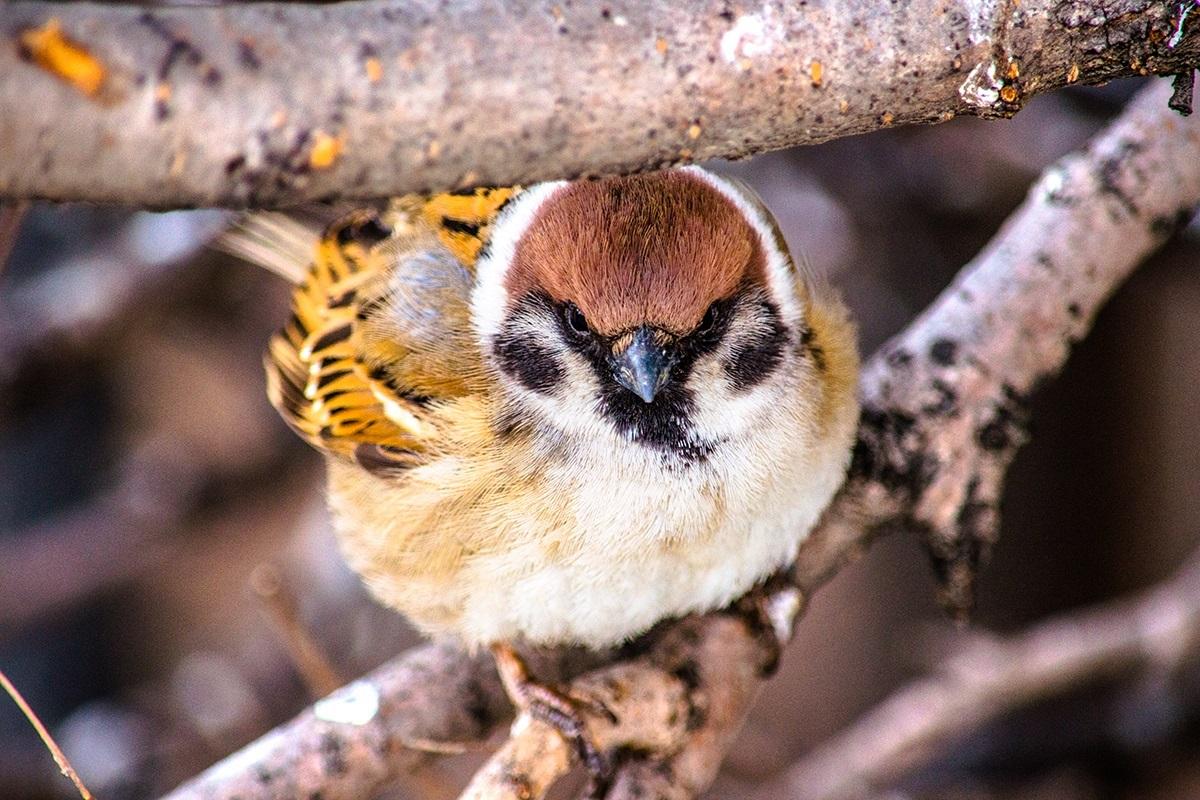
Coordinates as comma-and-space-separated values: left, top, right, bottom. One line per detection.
472, 182, 622, 442
471, 181, 568, 345
526, 366, 608, 439
679, 165, 806, 329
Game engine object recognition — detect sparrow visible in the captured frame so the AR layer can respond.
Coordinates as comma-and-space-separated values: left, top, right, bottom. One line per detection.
225, 166, 859, 777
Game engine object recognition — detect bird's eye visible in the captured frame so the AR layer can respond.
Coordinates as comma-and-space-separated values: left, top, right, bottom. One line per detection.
696, 303, 720, 336
563, 302, 590, 336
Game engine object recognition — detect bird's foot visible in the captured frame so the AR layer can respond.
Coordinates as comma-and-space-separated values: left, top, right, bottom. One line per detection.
491, 642, 616, 798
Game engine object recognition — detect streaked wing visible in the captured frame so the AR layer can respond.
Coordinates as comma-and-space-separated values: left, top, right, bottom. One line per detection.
246, 188, 519, 473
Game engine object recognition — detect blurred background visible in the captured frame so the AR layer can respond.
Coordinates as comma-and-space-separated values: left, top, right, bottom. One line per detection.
2, 76, 1198, 799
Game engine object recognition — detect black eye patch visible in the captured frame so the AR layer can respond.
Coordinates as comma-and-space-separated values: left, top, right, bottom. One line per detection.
721, 298, 789, 392
493, 293, 566, 395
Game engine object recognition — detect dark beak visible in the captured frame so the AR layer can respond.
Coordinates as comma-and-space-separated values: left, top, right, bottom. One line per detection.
612, 326, 675, 403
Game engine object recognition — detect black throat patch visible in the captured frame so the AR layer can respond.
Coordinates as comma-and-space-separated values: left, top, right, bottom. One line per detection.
571, 295, 743, 464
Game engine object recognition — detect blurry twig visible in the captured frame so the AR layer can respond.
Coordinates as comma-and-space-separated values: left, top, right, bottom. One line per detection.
0, 209, 229, 385
761, 550, 1200, 800
250, 563, 344, 698
0, 200, 29, 279
0, 435, 298, 640
0, 669, 95, 800
0, 487, 185, 638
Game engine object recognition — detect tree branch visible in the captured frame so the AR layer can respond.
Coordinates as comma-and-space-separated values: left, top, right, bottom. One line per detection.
602, 77, 1200, 800
1, 0, 1195, 207
157, 79, 1200, 800
460, 657, 692, 800
761, 548, 1200, 800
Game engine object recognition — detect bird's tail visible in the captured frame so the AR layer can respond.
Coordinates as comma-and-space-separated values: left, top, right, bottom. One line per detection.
216, 212, 317, 285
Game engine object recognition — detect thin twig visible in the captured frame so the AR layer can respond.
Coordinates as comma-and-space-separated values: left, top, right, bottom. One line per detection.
760, 551, 1200, 800
250, 562, 345, 698
0, 668, 95, 800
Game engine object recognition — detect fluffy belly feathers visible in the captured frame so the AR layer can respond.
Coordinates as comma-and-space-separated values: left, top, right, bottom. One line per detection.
328, 411, 851, 649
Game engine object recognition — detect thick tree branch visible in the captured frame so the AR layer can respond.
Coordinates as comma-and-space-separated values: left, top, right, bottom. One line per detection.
158, 79, 1200, 800
1, 0, 1196, 207
159, 643, 507, 800
460, 657, 692, 800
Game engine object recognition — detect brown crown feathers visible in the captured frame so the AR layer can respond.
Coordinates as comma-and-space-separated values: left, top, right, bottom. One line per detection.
506, 170, 767, 338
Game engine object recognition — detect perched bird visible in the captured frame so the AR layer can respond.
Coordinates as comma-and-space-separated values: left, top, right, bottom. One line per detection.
226, 166, 859, 775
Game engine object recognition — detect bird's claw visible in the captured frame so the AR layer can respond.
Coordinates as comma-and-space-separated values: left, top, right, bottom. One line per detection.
491, 643, 615, 798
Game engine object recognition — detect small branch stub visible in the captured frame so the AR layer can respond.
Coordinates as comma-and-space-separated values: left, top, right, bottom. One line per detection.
1170, 70, 1196, 115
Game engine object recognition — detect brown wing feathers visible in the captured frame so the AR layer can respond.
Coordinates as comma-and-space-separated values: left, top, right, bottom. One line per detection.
265, 211, 425, 471
420, 187, 517, 265
254, 189, 518, 473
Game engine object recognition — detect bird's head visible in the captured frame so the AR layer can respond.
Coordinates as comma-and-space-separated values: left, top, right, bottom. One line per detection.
473, 166, 827, 460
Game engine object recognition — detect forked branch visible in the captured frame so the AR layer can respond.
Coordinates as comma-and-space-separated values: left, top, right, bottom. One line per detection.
159, 80, 1200, 800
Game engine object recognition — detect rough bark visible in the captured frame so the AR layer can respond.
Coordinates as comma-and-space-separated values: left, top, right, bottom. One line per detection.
158, 643, 508, 800
1, 0, 1195, 208
158, 79, 1200, 800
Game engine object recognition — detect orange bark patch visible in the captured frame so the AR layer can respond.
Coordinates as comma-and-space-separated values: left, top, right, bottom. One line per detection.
309, 131, 344, 170
19, 18, 106, 97
365, 57, 383, 83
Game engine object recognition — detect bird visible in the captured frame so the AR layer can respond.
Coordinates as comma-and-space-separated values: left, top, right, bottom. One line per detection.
224, 165, 859, 781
